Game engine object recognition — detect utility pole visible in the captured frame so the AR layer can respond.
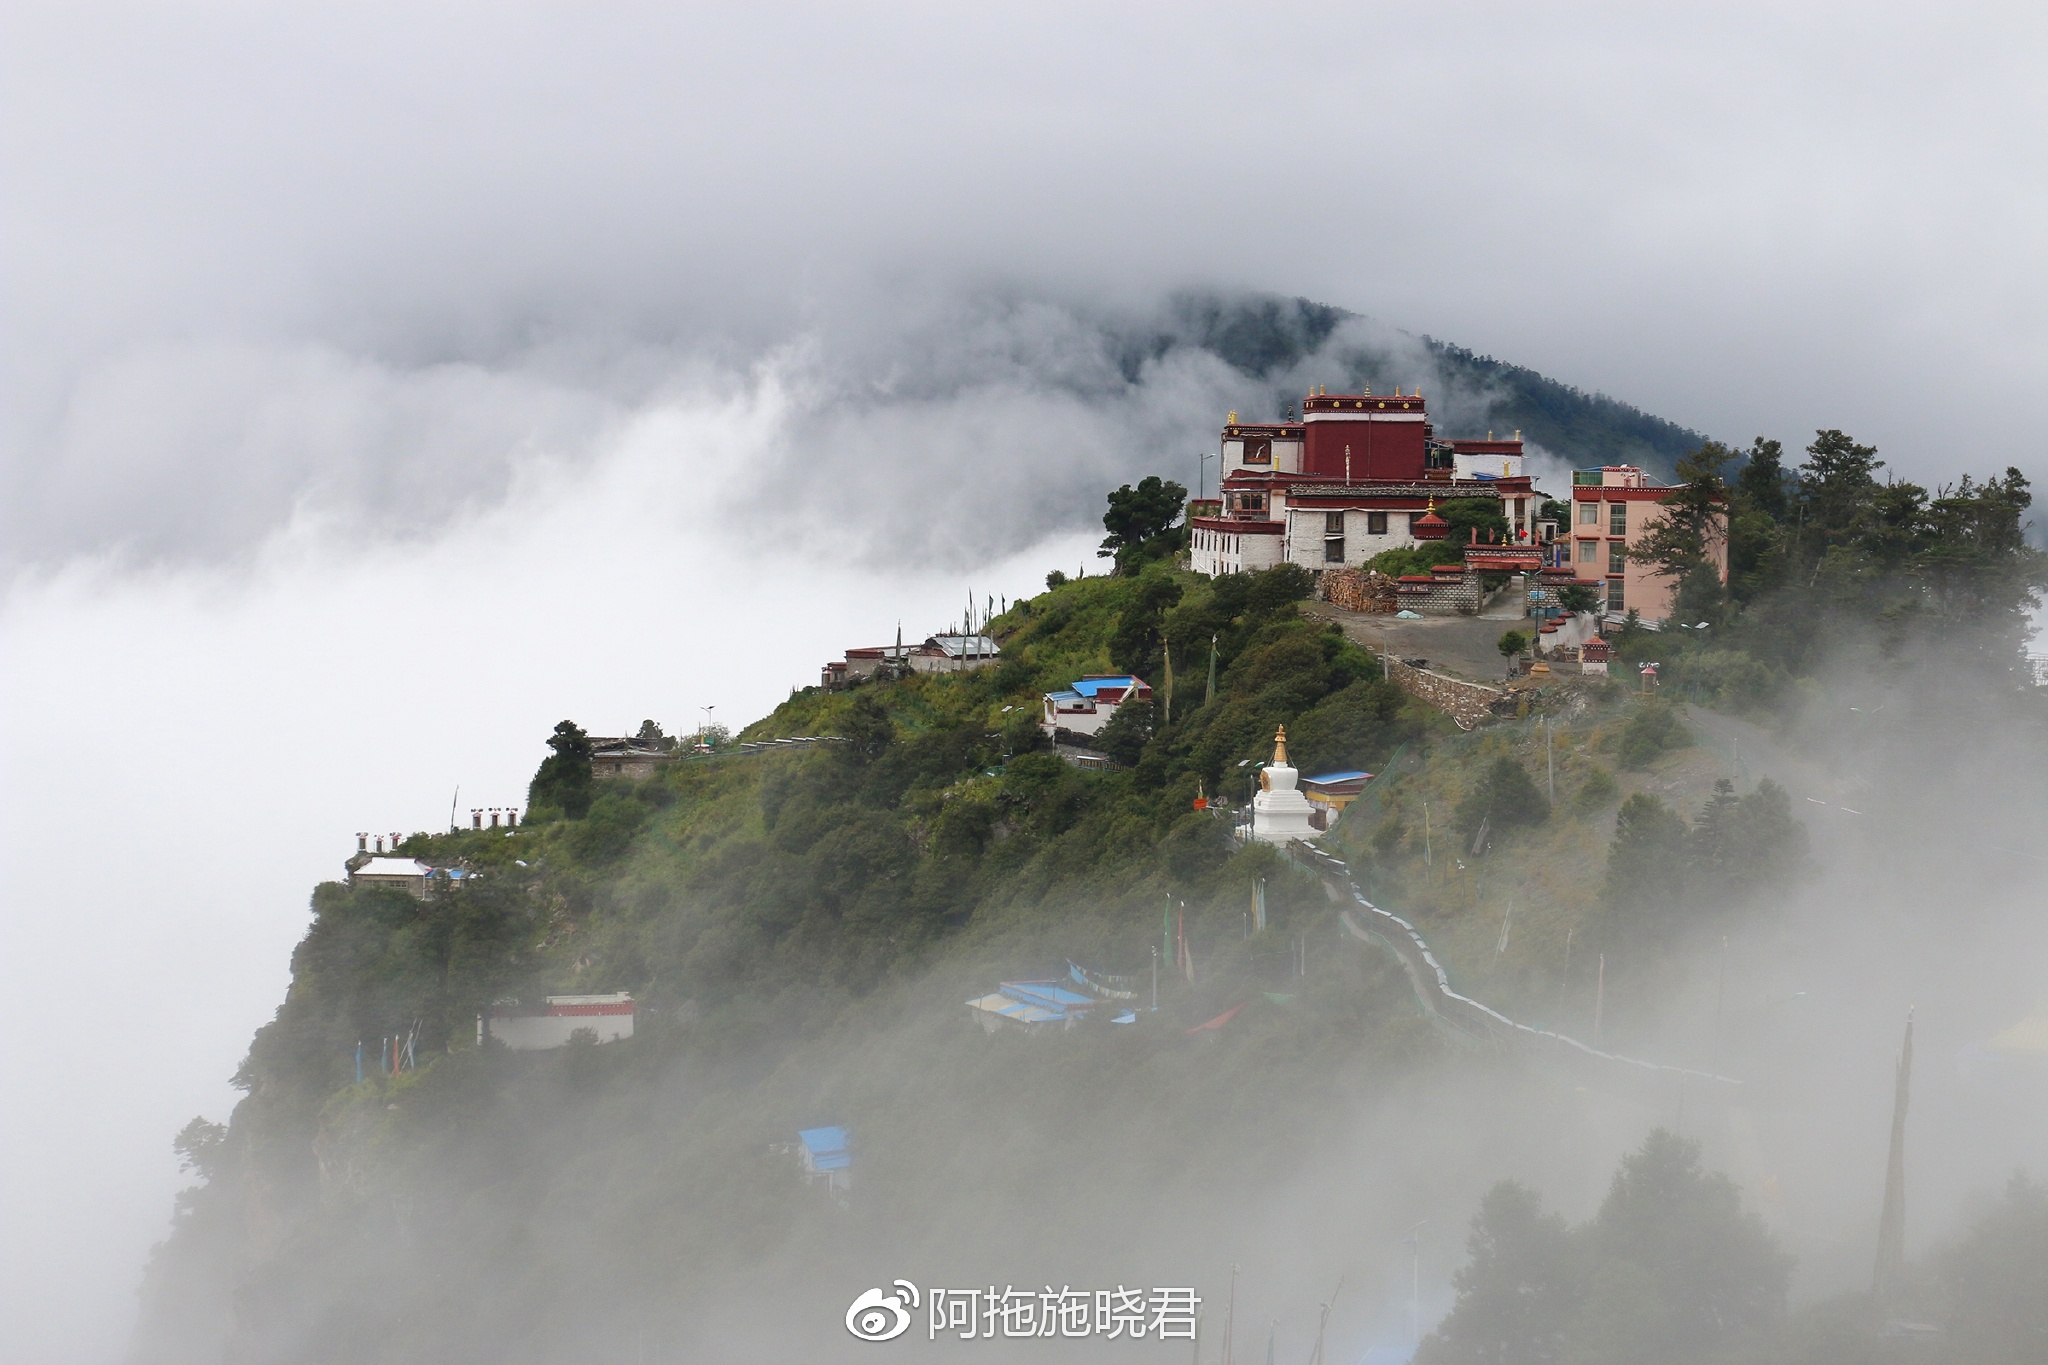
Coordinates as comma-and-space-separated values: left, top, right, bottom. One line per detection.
1715, 935, 1729, 1047
1404, 1222, 1426, 1351
1594, 954, 1606, 1047
1557, 927, 1574, 1021
1151, 946, 1158, 1011
1873, 1010, 1914, 1305
1222, 1264, 1237, 1365
1545, 716, 1555, 803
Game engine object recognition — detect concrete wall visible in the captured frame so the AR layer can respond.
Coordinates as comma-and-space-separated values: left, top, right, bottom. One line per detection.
1191, 523, 1284, 576
485, 1011, 634, 1051
354, 872, 428, 900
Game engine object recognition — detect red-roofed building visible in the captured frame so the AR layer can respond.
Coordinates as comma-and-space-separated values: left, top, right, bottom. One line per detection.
1189, 391, 1552, 577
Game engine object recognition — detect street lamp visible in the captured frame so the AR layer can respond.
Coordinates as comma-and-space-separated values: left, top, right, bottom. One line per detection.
698, 704, 715, 750
1197, 450, 1217, 503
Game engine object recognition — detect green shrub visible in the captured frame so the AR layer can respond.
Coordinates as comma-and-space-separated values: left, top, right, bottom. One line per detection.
1455, 755, 1549, 835
1613, 702, 1690, 769
1572, 765, 1620, 813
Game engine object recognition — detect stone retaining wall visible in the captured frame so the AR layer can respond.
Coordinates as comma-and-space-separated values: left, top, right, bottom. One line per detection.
1395, 573, 1484, 615
1385, 657, 1504, 730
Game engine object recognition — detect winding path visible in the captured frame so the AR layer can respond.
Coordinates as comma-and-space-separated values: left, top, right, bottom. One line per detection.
1288, 841, 1742, 1087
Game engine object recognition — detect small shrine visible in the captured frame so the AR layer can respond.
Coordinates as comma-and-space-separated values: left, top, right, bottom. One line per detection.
1250, 725, 1320, 846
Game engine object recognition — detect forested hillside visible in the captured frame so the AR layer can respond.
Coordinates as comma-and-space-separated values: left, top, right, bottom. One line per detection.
1122, 293, 1710, 473
134, 419, 2048, 1364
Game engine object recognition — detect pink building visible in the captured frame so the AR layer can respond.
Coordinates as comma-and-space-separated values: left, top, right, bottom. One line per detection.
1565, 466, 1726, 624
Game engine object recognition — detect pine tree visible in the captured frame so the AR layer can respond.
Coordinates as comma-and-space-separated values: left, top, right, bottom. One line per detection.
1417, 1182, 1582, 1365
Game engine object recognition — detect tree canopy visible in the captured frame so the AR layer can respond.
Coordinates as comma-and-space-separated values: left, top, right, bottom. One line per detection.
527, 719, 595, 819
1422, 1131, 1790, 1365
1100, 476, 1189, 575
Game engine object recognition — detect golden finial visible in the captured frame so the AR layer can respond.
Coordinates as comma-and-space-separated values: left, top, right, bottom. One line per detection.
1272, 724, 1290, 766
1226, 410, 1238, 425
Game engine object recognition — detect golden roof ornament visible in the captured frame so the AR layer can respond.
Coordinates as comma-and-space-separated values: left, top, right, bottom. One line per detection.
1272, 724, 1290, 766
1226, 410, 1238, 425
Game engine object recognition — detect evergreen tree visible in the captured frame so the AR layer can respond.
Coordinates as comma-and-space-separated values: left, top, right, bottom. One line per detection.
1686, 779, 1741, 887
1797, 428, 1885, 549
1734, 437, 1790, 521
527, 720, 594, 819
1108, 574, 1184, 683
1600, 794, 1689, 945
1714, 779, 1809, 901
1436, 497, 1513, 547
1418, 1182, 1582, 1365
1100, 476, 1189, 574
1456, 756, 1549, 837
1937, 1174, 2048, 1364
1628, 441, 1733, 623
1094, 700, 1155, 767
1567, 1130, 1791, 1365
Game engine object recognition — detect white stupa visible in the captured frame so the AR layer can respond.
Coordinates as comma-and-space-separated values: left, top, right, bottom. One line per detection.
1251, 725, 1320, 845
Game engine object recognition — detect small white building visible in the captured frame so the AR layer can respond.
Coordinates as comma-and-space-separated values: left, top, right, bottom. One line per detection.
1249, 726, 1320, 845
349, 857, 434, 899
1039, 675, 1153, 738
480, 992, 636, 1050
907, 634, 1000, 672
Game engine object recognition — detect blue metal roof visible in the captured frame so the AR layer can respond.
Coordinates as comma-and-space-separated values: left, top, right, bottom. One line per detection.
967, 993, 1063, 1025
999, 981, 1093, 1010
799, 1126, 848, 1158
1305, 771, 1372, 784
1070, 676, 1141, 698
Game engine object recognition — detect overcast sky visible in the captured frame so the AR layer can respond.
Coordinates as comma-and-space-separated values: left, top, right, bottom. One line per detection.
2, 3, 2045, 1361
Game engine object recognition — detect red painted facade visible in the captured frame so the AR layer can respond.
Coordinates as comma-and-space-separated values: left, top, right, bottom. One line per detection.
1300, 392, 1431, 480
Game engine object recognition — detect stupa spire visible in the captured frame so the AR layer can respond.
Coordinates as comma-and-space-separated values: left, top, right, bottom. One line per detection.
1273, 725, 1290, 766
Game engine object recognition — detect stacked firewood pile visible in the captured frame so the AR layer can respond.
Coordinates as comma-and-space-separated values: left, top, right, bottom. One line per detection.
1320, 567, 1399, 613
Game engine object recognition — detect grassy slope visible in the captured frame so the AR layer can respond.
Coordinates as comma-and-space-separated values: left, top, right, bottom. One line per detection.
136, 568, 1734, 1363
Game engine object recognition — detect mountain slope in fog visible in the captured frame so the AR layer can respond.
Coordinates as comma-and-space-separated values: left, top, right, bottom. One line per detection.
125, 562, 1822, 1364
131, 379, 2048, 1364
1126, 294, 1707, 473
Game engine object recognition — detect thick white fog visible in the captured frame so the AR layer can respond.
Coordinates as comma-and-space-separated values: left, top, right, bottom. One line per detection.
2, 2, 2044, 1361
